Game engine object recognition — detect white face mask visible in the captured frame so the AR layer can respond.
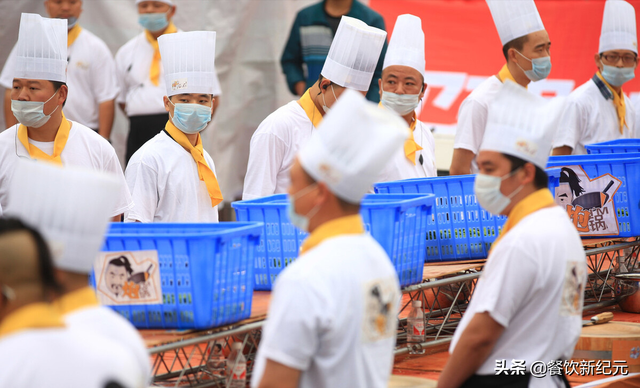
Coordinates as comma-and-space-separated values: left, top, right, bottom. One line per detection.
380, 91, 420, 116
321, 84, 338, 114
11, 90, 60, 128
474, 168, 523, 215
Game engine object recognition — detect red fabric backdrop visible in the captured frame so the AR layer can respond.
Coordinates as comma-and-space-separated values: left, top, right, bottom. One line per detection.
369, 0, 640, 132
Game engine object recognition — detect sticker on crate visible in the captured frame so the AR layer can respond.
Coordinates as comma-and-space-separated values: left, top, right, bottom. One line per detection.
93, 251, 162, 305
553, 166, 622, 236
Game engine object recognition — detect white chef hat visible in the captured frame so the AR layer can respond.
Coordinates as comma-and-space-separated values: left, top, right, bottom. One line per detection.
321, 16, 387, 91
5, 160, 119, 274
299, 89, 407, 203
14, 13, 67, 83
486, 0, 545, 46
383, 14, 425, 79
136, 0, 174, 5
481, 81, 565, 169
159, 31, 217, 97
599, 0, 638, 54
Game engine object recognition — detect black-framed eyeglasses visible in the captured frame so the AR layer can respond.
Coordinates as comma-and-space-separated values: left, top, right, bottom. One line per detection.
601, 53, 638, 66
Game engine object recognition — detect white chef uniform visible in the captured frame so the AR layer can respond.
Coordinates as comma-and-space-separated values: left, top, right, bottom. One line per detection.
252, 90, 407, 388
0, 25, 118, 130
378, 14, 437, 181
0, 13, 132, 218
125, 31, 222, 223
450, 82, 587, 388
243, 16, 386, 199
5, 160, 152, 387
553, 0, 638, 155
453, 0, 545, 173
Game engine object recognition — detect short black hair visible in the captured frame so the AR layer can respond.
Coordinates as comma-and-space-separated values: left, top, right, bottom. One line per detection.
502, 35, 529, 62
503, 153, 548, 190
108, 256, 133, 275
50, 81, 67, 108
0, 217, 62, 297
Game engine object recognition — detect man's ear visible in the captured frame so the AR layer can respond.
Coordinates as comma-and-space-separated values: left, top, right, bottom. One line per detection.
522, 163, 536, 185
163, 96, 171, 113
319, 79, 331, 94
57, 85, 68, 106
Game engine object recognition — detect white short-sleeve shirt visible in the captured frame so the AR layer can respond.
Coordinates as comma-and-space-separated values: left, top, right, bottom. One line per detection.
115, 30, 221, 117
124, 131, 219, 223
450, 206, 587, 387
243, 100, 316, 200
552, 78, 637, 155
0, 28, 119, 130
251, 234, 401, 388
0, 122, 133, 217
377, 120, 437, 183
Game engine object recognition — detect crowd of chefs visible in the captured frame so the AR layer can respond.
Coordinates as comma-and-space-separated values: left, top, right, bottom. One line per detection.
0, 0, 637, 387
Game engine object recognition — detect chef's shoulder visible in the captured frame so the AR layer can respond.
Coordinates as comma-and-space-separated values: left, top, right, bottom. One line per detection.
252, 101, 308, 140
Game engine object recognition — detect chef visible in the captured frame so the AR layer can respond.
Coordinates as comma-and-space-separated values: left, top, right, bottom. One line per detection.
0, 216, 142, 388
449, 0, 551, 175
553, 0, 638, 155
377, 14, 437, 182
5, 160, 151, 387
0, 13, 132, 222
116, 0, 222, 164
1, 0, 119, 140
125, 31, 223, 223
438, 82, 586, 388
243, 16, 386, 200
252, 90, 406, 388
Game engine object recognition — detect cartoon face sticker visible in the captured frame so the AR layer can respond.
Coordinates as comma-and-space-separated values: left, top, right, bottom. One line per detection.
105, 256, 133, 298
556, 184, 573, 207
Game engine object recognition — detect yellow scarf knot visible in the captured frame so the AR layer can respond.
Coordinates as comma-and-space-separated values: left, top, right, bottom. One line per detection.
17, 112, 71, 165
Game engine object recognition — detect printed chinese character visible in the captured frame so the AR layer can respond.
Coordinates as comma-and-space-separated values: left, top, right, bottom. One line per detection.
567, 205, 591, 233
596, 360, 612, 375
511, 360, 526, 376
579, 360, 595, 376
564, 360, 579, 376
547, 360, 563, 376
495, 359, 509, 376
612, 361, 629, 376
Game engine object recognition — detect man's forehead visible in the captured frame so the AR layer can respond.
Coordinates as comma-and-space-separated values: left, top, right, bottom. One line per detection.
525, 30, 550, 47
13, 79, 47, 86
477, 150, 509, 166
383, 66, 422, 80
175, 93, 210, 98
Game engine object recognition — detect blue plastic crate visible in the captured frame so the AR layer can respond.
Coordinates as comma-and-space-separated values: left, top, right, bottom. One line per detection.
586, 139, 640, 154
232, 193, 434, 289
91, 222, 262, 330
547, 153, 640, 237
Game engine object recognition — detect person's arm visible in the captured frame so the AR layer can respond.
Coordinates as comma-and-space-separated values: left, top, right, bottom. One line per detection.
552, 146, 573, 156
449, 148, 475, 175
438, 313, 504, 388
281, 14, 306, 95
257, 359, 301, 388
3, 89, 16, 128
242, 131, 287, 200
551, 97, 582, 155
294, 81, 306, 96
119, 102, 126, 114
98, 99, 115, 139
123, 159, 157, 223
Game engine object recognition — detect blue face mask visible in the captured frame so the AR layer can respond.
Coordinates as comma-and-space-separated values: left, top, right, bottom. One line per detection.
169, 100, 212, 134
600, 61, 636, 87
138, 12, 169, 32
516, 50, 552, 82
287, 183, 320, 232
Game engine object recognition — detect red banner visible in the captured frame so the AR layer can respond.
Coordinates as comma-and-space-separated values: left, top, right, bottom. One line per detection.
370, 0, 640, 134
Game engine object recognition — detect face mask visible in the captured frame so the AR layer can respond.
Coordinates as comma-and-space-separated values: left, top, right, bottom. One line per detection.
66, 16, 78, 29
169, 100, 212, 134
381, 91, 420, 116
474, 168, 523, 216
138, 12, 169, 32
321, 84, 338, 114
515, 50, 552, 82
11, 90, 60, 128
287, 183, 320, 232
600, 61, 636, 87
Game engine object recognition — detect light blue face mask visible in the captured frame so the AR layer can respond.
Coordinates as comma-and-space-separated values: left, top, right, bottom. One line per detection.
66, 16, 78, 29
169, 100, 212, 134
516, 50, 552, 82
600, 61, 636, 87
138, 12, 169, 32
287, 183, 320, 232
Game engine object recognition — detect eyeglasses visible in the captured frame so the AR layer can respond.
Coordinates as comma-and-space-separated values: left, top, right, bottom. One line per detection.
601, 53, 638, 66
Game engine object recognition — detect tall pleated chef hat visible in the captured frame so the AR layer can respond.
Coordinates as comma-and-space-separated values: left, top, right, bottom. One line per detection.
5, 160, 119, 274
14, 13, 67, 83
159, 31, 216, 97
486, 0, 545, 46
481, 81, 565, 170
136, 0, 173, 5
383, 14, 425, 78
599, 0, 638, 54
298, 89, 407, 203
321, 16, 387, 91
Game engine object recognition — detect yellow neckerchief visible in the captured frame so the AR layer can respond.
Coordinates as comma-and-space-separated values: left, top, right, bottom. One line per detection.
53, 286, 99, 315
164, 120, 223, 207
0, 303, 65, 339
145, 21, 177, 86
490, 188, 556, 252
67, 24, 82, 47
297, 89, 323, 128
17, 111, 71, 166
377, 103, 422, 165
496, 64, 527, 89
299, 214, 364, 255
596, 71, 627, 134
